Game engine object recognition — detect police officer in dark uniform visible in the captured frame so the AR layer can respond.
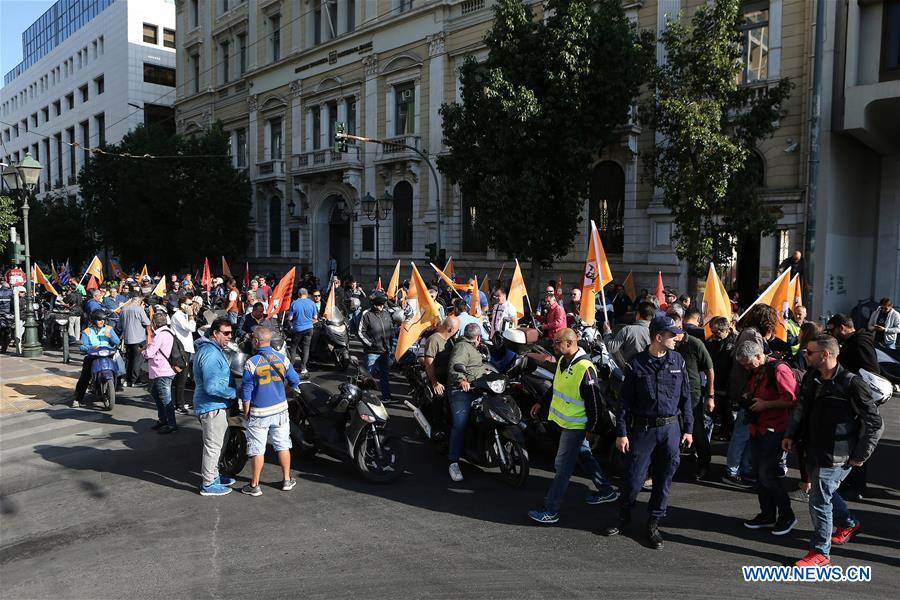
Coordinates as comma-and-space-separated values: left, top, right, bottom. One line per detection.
604, 316, 693, 549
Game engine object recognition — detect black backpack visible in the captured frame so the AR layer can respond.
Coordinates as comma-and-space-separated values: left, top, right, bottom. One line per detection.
162, 329, 188, 373
765, 359, 804, 395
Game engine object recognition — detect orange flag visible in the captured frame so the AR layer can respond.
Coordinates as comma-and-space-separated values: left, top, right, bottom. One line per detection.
470, 275, 482, 317
139, 264, 148, 280
480, 275, 489, 293
431, 262, 469, 291
201, 258, 212, 293
386, 259, 401, 299
322, 281, 337, 321
33, 264, 60, 296
445, 258, 455, 280
738, 267, 792, 342
702, 263, 732, 337
623, 271, 636, 303
267, 267, 296, 318
579, 220, 614, 325
86, 275, 98, 290
507, 259, 527, 319
85, 255, 104, 285
152, 276, 167, 298
395, 263, 442, 360
787, 274, 801, 312
221, 256, 232, 278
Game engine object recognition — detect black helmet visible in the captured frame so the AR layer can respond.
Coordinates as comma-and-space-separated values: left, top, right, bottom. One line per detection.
370, 291, 388, 305
90, 309, 108, 325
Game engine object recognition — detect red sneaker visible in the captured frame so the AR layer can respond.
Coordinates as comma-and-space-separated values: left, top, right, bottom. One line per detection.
795, 551, 830, 567
832, 522, 861, 545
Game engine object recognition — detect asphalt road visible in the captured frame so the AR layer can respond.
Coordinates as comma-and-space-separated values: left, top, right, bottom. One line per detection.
1, 349, 898, 600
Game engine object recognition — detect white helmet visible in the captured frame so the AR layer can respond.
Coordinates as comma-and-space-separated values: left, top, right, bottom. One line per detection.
501, 328, 528, 354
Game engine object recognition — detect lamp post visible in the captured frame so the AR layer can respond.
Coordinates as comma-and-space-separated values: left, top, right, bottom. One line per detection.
360, 192, 392, 283
2, 153, 44, 358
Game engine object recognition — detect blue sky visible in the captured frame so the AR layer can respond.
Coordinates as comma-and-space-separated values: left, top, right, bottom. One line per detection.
1, 0, 57, 89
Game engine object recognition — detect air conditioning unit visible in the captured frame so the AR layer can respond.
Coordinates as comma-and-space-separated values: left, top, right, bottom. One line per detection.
400, 89, 412, 101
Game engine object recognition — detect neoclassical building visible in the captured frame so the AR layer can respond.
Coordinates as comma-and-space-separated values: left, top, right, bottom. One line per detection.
173, 0, 897, 314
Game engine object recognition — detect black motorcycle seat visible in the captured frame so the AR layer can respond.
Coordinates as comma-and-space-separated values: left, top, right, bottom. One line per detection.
298, 382, 335, 415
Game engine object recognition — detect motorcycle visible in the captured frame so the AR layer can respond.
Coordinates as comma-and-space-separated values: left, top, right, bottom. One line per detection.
426, 365, 530, 488
291, 359, 406, 483
87, 346, 119, 410
218, 343, 251, 477
309, 307, 351, 370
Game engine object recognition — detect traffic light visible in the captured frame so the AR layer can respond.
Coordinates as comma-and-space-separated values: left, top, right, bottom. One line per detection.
8, 241, 25, 266
425, 242, 437, 264
333, 121, 348, 153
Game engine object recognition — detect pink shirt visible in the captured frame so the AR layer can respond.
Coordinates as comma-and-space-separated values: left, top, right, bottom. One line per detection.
142, 326, 176, 379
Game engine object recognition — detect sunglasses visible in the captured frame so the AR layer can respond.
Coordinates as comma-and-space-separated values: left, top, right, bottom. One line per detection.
218, 330, 234, 337
313, 295, 321, 298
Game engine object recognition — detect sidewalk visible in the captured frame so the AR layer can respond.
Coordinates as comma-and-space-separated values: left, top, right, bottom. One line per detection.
0, 348, 83, 415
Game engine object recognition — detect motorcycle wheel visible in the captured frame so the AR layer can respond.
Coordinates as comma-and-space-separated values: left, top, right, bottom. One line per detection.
218, 426, 248, 476
289, 416, 318, 458
499, 439, 530, 488
355, 432, 405, 484
102, 379, 115, 411
335, 351, 350, 371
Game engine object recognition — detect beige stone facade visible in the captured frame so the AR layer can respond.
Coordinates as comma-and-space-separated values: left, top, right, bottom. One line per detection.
174, 0, 898, 313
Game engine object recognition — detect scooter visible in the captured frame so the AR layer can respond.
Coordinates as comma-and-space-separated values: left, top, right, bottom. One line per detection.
426, 365, 530, 488
291, 359, 406, 483
87, 346, 118, 411
309, 307, 351, 370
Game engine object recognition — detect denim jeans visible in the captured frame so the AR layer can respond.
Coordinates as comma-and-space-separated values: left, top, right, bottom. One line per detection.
692, 402, 714, 467
808, 462, 855, 556
448, 390, 474, 462
750, 430, 792, 519
544, 428, 615, 514
725, 409, 754, 477
365, 352, 393, 402
150, 375, 176, 427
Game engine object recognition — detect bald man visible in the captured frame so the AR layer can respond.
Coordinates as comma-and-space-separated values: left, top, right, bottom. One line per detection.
240, 326, 301, 496
528, 328, 618, 524
422, 316, 461, 397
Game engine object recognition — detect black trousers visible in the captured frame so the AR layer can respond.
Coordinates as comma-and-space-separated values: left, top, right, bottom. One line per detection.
75, 356, 97, 401
173, 353, 192, 407
125, 343, 144, 384
692, 402, 713, 468
290, 329, 313, 371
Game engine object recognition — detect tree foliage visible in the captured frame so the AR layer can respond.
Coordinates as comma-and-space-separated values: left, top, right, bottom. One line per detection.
78, 122, 251, 271
641, 0, 792, 276
27, 190, 96, 261
0, 195, 17, 254
438, 0, 653, 267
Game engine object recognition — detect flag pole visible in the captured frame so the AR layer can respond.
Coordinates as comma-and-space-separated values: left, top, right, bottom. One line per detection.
599, 285, 609, 326
524, 293, 538, 329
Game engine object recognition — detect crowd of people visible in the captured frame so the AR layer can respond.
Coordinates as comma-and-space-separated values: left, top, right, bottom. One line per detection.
0, 258, 894, 568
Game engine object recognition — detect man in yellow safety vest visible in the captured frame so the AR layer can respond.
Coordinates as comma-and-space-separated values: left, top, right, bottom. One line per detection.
527, 328, 618, 524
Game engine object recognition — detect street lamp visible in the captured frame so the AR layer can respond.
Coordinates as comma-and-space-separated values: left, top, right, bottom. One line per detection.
2, 153, 44, 358
360, 192, 392, 283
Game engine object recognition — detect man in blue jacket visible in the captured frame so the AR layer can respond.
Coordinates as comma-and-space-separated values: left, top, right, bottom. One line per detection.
72, 310, 120, 408
240, 326, 301, 496
193, 317, 238, 496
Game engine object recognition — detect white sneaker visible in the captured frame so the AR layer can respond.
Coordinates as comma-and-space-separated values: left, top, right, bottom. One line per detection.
449, 462, 464, 482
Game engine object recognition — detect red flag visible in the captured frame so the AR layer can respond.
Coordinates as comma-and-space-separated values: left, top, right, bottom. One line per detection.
655, 272, 666, 309
201, 258, 212, 293
86, 274, 98, 290
267, 267, 296, 318
556, 274, 563, 300
375, 276, 383, 291
243, 262, 251, 289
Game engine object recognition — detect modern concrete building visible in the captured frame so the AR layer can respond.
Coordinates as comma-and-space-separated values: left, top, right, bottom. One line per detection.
173, 0, 897, 316
1, 0, 177, 197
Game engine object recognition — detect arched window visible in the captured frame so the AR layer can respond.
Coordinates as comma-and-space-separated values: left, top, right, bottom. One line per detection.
269, 195, 282, 255
462, 193, 487, 253
392, 181, 413, 252
589, 161, 625, 254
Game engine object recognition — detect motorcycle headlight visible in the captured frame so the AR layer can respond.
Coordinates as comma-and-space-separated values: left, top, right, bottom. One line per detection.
487, 408, 508, 424
487, 379, 507, 394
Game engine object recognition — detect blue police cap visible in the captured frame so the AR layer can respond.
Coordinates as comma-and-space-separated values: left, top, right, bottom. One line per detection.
649, 316, 683, 337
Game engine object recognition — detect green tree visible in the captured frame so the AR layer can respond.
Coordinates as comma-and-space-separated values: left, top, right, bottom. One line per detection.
641, 0, 792, 276
439, 0, 653, 274
78, 123, 251, 272
0, 195, 17, 254
27, 190, 97, 261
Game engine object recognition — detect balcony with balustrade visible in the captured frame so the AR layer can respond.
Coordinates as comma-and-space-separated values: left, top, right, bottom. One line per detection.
373, 135, 422, 166
291, 146, 362, 178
